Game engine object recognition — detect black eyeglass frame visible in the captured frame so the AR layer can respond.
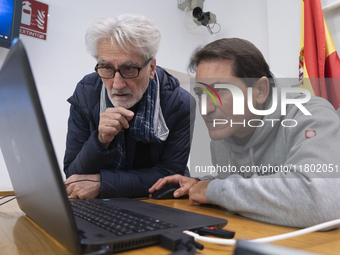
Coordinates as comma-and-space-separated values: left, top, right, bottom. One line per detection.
94, 58, 153, 79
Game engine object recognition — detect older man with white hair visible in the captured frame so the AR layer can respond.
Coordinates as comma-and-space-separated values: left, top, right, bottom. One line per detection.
64, 14, 194, 199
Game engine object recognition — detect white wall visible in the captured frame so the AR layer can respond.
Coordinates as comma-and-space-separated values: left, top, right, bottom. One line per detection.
1, 0, 339, 188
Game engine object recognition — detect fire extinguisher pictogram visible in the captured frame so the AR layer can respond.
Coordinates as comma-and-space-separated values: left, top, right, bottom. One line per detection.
21, 1, 32, 26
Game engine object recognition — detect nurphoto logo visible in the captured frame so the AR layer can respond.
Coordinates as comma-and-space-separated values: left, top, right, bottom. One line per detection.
196, 82, 312, 128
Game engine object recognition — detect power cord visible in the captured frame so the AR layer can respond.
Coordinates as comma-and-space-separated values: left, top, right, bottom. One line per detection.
160, 232, 204, 255
0, 195, 16, 206
184, 218, 340, 245
64, 179, 118, 195
170, 242, 197, 255
206, 21, 221, 35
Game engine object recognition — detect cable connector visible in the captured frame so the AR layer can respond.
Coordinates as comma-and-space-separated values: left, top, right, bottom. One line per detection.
197, 226, 235, 239
160, 232, 204, 254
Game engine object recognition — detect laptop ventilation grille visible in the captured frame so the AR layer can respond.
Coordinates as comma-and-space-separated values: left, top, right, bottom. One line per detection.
112, 235, 159, 252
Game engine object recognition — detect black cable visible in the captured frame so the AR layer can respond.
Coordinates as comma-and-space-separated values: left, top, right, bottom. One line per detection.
64, 179, 118, 194
0, 195, 14, 200
170, 242, 197, 255
0, 195, 16, 206
160, 232, 204, 255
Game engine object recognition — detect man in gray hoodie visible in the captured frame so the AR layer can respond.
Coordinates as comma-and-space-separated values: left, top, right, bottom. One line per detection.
149, 38, 340, 228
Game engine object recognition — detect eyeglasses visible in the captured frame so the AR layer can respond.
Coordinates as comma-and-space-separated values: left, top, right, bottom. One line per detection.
95, 58, 152, 79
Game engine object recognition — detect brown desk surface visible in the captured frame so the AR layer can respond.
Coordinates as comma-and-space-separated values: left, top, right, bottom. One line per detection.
1, 191, 339, 255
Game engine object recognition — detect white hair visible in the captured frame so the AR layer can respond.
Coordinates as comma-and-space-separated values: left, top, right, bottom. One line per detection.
85, 14, 161, 60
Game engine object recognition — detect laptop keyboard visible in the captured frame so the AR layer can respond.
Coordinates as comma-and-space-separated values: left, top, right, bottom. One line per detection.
70, 199, 177, 236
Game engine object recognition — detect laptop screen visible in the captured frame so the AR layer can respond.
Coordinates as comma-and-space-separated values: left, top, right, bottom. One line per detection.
0, 39, 81, 254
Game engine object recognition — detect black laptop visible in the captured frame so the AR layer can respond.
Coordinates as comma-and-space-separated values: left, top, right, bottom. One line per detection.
0, 39, 228, 254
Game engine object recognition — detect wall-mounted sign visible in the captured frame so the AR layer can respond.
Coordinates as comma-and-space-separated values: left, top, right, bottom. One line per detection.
20, 0, 49, 40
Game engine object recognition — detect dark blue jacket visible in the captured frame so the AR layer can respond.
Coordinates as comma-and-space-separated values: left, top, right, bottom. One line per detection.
64, 66, 195, 198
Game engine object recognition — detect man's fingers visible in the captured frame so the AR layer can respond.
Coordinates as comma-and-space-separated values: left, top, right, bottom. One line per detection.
65, 178, 74, 195
149, 178, 168, 193
124, 113, 134, 121
99, 125, 120, 143
64, 174, 100, 199
114, 113, 131, 129
70, 193, 78, 199
173, 187, 189, 198
104, 107, 134, 124
190, 200, 202, 206
66, 186, 72, 196
149, 175, 184, 193
101, 112, 130, 129
98, 108, 134, 146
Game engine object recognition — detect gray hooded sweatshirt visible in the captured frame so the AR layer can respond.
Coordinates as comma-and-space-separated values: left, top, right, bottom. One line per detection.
204, 88, 340, 228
